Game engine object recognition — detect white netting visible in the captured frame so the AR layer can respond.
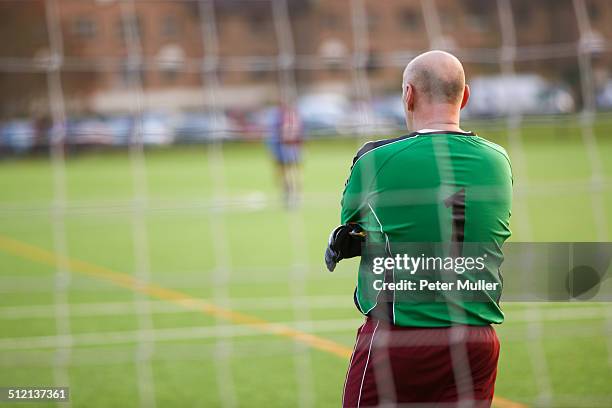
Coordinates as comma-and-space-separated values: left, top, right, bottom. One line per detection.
1, 1, 612, 407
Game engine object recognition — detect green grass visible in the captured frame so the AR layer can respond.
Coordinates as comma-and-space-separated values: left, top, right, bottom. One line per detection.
1, 119, 612, 407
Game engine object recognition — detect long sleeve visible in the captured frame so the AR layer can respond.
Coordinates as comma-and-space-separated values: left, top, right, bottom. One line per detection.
341, 157, 369, 224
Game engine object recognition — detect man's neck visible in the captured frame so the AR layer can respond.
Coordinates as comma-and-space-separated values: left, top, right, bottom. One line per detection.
415, 122, 463, 132
410, 104, 463, 133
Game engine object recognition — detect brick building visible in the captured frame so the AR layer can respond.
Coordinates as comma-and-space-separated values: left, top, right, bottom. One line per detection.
3, 0, 611, 114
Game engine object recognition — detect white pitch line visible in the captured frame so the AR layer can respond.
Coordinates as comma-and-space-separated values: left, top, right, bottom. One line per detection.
0, 318, 364, 351
1, 299, 611, 321
1, 314, 612, 352
0, 296, 351, 319
0, 265, 345, 287
0, 338, 312, 368
0, 179, 610, 218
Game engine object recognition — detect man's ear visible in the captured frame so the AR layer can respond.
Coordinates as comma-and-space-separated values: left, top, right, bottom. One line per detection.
460, 84, 470, 110
404, 84, 415, 112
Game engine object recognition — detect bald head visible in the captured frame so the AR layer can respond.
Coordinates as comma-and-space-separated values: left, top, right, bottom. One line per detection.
402, 50, 466, 105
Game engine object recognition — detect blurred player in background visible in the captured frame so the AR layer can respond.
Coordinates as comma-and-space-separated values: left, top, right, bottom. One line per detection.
325, 51, 512, 407
267, 102, 303, 208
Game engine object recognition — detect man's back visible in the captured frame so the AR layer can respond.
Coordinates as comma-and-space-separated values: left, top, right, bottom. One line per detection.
341, 130, 513, 327
333, 51, 509, 407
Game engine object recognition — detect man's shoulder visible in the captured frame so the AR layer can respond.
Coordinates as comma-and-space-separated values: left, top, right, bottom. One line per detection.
471, 135, 512, 165
352, 132, 420, 166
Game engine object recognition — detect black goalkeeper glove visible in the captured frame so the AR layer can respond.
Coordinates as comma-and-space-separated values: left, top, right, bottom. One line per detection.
324, 223, 366, 272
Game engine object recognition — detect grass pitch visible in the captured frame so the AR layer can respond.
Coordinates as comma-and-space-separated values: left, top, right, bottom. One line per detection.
1, 118, 612, 407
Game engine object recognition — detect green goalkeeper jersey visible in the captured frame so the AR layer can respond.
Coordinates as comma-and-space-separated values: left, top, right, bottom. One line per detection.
341, 130, 512, 327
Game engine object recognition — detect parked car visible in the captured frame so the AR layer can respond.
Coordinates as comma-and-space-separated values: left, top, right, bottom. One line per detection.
0, 120, 35, 153
174, 111, 237, 143
372, 95, 406, 128
596, 80, 612, 110
65, 117, 114, 146
104, 115, 133, 146
464, 75, 575, 117
297, 93, 351, 135
104, 112, 175, 146
337, 101, 397, 135
140, 112, 175, 145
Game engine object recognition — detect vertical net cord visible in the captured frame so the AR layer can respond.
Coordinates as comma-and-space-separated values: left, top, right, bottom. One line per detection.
350, 0, 373, 148
0, 1, 610, 406
198, 1, 237, 406
44, 1, 72, 406
430, 143, 478, 406
271, 1, 315, 407
419, 0, 443, 48
431, 141, 475, 406
119, 2, 157, 407
607, 305, 612, 368
572, 0, 612, 370
573, 0, 608, 242
419, 2, 475, 405
350, 0, 400, 405
497, 1, 553, 405
350, 2, 387, 405
496, 0, 531, 240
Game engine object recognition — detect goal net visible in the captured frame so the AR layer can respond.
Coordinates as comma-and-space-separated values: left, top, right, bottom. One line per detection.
0, 0, 611, 407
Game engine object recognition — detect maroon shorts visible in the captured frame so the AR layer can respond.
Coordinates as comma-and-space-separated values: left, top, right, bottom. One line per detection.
342, 318, 500, 407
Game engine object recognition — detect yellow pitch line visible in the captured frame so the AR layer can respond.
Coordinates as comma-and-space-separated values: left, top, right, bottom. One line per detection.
492, 397, 528, 408
0, 234, 351, 358
0, 234, 526, 408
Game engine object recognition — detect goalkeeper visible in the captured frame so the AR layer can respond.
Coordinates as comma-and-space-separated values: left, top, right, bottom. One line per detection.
325, 51, 512, 407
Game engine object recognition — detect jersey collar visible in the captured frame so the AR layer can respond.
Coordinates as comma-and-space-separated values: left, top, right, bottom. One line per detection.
416, 128, 475, 136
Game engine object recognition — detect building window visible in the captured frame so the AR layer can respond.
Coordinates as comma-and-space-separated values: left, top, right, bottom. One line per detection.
248, 13, 267, 35
461, 0, 492, 32
465, 14, 489, 32
162, 68, 179, 83
119, 63, 146, 87
250, 69, 269, 81
366, 11, 380, 30
157, 45, 185, 84
514, 4, 531, 28
162, 15, 179, 39
117, 15, 143, 42
366, 52, 380, 73
587, 2, 600, 22
72, 17, 97, 38
439, 10, 456, 30
399, 8, 420, 31
319, 38, 347, 71
323, 13, 339, 30
249, 61, 269, 80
